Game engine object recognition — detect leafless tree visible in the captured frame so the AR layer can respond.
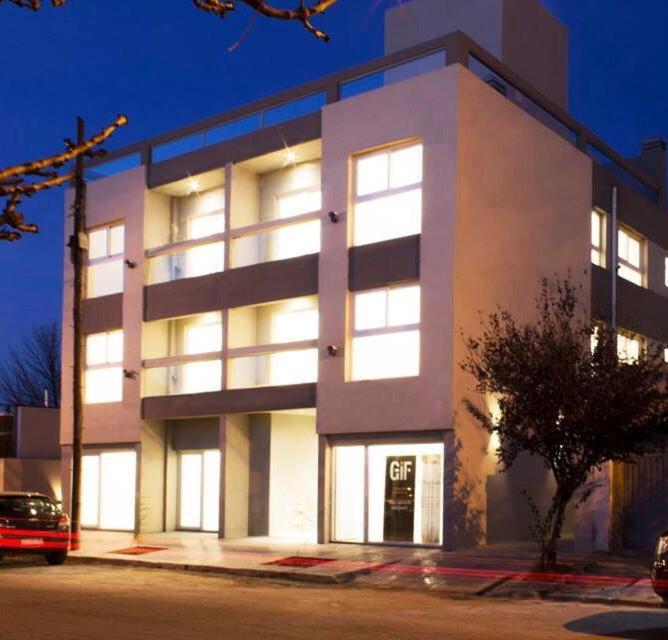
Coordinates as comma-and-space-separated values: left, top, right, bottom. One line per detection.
0, 322, 61, 408
2, 0, 341, 41
0, 116, 128, 242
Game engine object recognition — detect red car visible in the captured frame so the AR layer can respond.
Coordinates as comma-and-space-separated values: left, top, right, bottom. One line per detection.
0, 492, 71, 565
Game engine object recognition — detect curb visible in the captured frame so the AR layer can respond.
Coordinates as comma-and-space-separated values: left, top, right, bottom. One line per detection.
67, 554, 360, 585
541, 592, 664, 610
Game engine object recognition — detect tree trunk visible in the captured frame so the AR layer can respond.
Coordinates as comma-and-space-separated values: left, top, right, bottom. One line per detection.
540, 485, 573, 569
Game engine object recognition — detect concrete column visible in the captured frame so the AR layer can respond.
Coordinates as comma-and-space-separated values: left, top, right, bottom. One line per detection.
219, 414, 250, 539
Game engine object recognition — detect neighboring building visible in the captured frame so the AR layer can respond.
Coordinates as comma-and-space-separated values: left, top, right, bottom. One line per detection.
0, 407, 61, 500
59, 0, 667, 550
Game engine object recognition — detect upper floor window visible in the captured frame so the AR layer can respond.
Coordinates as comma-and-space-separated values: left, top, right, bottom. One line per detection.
617, 331, 641, 364
353, 143, 423, 247
87, 224, 124, 298
617, 227, 643, 286
85, 330, 123, 404
350, 284, 420, 381
591, 210, 606, 267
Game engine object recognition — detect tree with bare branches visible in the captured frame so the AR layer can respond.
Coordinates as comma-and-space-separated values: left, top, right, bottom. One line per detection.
0, 322, 61, 408
0, 116, 128, 242
1, 0, 342, 41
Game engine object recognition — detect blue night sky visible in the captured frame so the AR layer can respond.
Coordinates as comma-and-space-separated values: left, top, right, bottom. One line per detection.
0, 0, 667, 361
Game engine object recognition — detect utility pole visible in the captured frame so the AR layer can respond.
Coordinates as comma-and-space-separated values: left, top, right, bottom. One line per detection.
69, 116, 87, 544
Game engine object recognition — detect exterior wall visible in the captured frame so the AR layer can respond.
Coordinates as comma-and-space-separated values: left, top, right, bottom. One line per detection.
60, 166, 147, 447
452, 67, 592, 546
384, 0, 568, 109
220, 414, 250, 538
318, 66, 458, 435
0, 458, 62, 501
139, 421, 166, 533
15, 406, 60, 460
268, 413, 318, 540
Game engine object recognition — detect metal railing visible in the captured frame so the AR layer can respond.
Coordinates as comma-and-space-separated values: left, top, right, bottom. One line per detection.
85, 31, 662, 206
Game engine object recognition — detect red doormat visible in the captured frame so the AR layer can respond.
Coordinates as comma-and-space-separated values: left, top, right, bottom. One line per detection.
266, 556, 336, 568
111, 546, 168, 556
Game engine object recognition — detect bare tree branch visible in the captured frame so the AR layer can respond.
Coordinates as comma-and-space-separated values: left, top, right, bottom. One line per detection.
2, 0, 341, 41
0, 322, 61, 408
0, 115, 127, 242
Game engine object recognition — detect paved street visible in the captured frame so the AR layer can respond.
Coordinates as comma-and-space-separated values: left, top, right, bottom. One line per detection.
0, 559, 666, 639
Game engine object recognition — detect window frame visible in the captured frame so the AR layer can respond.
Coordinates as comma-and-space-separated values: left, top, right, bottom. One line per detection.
591, 209, 606, 268
352, 141, 424, 247
350, 284, 421, 381
84, 330, 124, 404
87, 222, 125, 298
617, 225, 644, 287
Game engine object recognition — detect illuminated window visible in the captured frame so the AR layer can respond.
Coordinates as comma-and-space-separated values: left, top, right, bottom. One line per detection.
618, 227, 643, 286
353, 143, 423, 246
188, 211, 225, 240
332, 442, 443, 545
183, 313, 222, 355
617, 332, 641, 363
277, 189, 321, 220
87, 223, 125, 298
81, 451, 136, 531
591, 210, 606, 267
85, 330, 123, 404
228, 349, 318, 389
271, 300, 319, 344
351, 285, 421, 380
664, 257, 668, 288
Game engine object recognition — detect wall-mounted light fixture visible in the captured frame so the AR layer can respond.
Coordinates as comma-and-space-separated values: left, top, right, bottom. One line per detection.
328, 211, 340, 224
125, 259, 136, 269
123, 369, 138, 380
327, 345, 339, 357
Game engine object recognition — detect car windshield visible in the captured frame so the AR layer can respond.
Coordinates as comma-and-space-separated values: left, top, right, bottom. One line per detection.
0, 496, 58, 521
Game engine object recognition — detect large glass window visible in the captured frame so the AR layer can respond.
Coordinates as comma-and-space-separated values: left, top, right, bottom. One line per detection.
81, 450, 136, 531
353, 143, 423, 246
591, 210, 606, 267
178, 450, 221, 532
618, 227, 643, 286
87, 223, 125, 298
332, 442, 443, 546
351, 285, 420, 381
228, 349, 318, 389
85, 330, 123, 404
231, 220, 321, 269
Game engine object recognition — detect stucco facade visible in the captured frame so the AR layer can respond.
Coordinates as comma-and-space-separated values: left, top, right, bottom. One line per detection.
58, 1, 667, 550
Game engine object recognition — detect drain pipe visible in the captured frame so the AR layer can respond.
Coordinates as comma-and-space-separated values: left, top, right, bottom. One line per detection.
611, 186, 618, 333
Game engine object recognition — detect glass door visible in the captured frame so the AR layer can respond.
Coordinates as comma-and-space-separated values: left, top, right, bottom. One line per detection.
178, 450, 221, 532
332, 442, 443, 545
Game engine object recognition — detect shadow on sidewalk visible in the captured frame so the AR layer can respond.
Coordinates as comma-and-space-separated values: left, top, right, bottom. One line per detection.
564, 611, 668, 639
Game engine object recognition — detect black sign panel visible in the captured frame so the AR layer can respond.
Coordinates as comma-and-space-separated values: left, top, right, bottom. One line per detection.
383, 455, 416, 542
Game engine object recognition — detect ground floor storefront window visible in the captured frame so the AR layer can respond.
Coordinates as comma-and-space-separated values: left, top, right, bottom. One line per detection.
81, 450, 137, 531
332, 442, 443, 545
178, 450, 221, 532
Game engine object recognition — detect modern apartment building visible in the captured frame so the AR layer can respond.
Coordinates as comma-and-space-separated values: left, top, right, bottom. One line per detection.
59, 0, 667, 550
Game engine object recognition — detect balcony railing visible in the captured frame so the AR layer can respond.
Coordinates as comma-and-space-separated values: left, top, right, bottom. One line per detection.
85, 31, 663, 207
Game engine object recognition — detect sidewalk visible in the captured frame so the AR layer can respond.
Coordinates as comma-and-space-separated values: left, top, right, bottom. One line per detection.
70, 531, 664, 608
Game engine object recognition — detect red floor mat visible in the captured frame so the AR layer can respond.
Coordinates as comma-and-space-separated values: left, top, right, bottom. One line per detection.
266, 556, 336, 568
111, 546, 168, 555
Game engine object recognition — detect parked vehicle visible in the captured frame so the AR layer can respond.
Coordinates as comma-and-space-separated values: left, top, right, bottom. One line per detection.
0, 492, 71, 565
651, 530, 668, 605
